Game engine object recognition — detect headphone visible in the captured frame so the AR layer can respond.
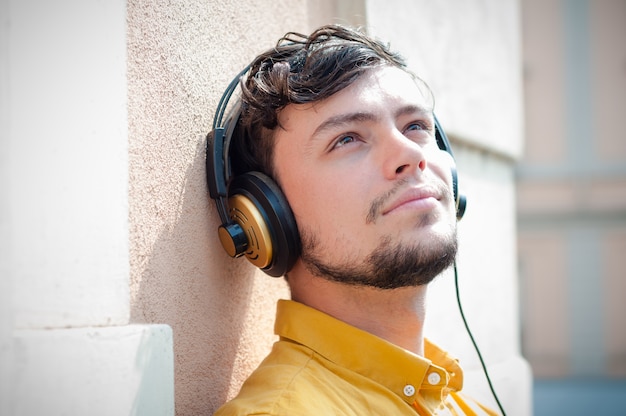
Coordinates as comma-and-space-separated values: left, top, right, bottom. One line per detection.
206, 65, 467, 277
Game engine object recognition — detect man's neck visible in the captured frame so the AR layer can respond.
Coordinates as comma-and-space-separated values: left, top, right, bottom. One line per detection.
289, 271, 428, 356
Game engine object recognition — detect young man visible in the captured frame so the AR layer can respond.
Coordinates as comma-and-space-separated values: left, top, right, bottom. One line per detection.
210, 25, 498, 415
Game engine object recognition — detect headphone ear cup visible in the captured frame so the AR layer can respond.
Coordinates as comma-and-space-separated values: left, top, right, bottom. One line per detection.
450, 164, 467, 220
434, 114, 467, 220
228, 171, 300, 277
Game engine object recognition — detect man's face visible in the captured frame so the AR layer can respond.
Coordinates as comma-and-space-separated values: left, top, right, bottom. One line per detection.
273, 66, 458, 288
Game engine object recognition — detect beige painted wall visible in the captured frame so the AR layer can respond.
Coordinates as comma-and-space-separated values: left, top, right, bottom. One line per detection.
2, 1, 174, 415
127, 1, 308, 413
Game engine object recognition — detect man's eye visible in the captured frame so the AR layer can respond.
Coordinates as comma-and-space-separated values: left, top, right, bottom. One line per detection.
334, 134, 357, 149
405, 122, 426, 132
404, 121, 435, 144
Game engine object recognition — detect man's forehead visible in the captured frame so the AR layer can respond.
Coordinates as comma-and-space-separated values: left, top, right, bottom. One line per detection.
277, 67, 434, 130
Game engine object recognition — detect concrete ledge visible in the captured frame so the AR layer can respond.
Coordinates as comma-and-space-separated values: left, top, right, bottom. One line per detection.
8, 325, 174, 416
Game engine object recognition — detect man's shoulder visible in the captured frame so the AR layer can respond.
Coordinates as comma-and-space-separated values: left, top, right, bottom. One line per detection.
215, 337, 404, 415
213, 343, 339, 416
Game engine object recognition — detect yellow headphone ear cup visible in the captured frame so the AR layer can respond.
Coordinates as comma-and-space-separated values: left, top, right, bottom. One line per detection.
228, 172, 300, 277
227, 193, 274, 268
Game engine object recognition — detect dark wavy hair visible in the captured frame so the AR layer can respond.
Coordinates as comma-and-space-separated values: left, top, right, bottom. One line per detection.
231, 25, 428, 178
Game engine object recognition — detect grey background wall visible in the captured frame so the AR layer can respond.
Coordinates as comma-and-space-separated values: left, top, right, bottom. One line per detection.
518, 0, 626, 379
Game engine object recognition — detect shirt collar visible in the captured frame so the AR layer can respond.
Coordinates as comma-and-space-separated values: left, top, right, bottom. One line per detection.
274, 299, 464, 410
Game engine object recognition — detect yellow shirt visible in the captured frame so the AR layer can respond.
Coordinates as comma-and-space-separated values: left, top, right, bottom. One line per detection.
214, 300, 498, 415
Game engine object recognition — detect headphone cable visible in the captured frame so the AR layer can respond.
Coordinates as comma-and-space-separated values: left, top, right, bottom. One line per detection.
453, 261, 507, 416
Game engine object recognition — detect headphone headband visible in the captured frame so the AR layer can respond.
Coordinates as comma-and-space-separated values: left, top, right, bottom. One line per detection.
207, 67, 249, 224
206, 66, 301, 277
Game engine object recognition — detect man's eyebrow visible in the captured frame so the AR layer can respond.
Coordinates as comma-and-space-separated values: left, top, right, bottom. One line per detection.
311, 111, 379, 140
394, 104, 433, 119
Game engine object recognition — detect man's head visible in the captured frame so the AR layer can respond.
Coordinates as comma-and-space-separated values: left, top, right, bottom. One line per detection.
231, 25, 431, 179
220, 25, 458, 288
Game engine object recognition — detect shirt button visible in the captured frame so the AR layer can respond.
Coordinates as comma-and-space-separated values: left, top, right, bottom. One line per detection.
427, 372, 441, 385
403, 384, 416, 397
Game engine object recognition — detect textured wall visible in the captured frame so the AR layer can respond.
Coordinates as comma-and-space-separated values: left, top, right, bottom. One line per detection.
127, 1, 306, 414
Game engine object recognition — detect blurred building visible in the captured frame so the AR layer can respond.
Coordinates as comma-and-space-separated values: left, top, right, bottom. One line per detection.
518, 0, 626, 380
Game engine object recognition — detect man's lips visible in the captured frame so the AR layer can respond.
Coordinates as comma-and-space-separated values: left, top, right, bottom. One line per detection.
381, 187, 441, 216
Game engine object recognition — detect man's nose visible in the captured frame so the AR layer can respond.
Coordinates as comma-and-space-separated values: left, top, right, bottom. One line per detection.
380, 129, 427, 180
